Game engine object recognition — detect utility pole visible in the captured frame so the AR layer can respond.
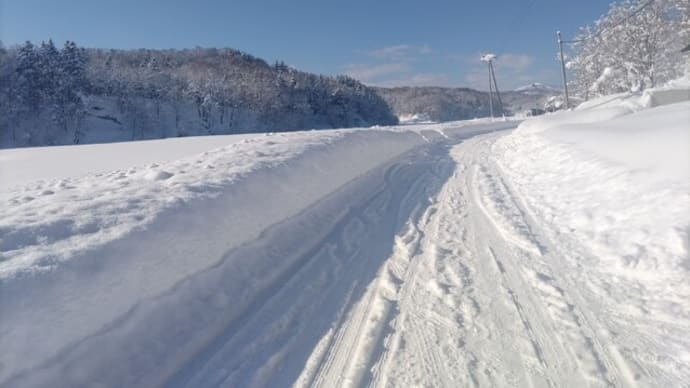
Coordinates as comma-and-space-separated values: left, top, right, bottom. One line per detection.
557, 31, 570, 109
489, 60, 503, 115
481, 53, 502, 118
487, 61, 494, 118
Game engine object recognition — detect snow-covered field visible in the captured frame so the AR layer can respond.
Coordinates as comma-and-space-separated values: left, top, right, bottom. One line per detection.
0, 81, 688, 387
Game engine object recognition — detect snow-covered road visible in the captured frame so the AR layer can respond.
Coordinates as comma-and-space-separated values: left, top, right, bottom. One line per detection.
2, 88, 688, 387
355, 132, 639, 388
168, 127, 685, 388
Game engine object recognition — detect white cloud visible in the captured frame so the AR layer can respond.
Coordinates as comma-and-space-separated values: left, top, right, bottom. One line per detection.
345, 44, 437, 85
363, 44, 432, 61
344, 48, 558, 89
461, 52, 556, 90
344, 63, 410, 82
378, 73, 450, 87
495, 53, 534, 71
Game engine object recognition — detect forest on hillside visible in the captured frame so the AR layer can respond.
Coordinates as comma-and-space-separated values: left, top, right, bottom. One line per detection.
0, 41, 397, 147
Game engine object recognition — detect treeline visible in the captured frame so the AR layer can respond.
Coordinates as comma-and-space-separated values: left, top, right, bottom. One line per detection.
374, 87, 492, 122
569, 0, 689, 99
374, 86, 559, 122
0, 40, 88, 143
0, 41, 397, 147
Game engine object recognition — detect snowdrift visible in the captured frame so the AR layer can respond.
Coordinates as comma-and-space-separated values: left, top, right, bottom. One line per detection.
494, 80, 689, 278
0, 129, 422, 386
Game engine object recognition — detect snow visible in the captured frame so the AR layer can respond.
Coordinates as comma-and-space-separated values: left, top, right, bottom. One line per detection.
0, 121, 513, 387
0, 134, 259, 187
493, 81, 690, 384
1, 77, 688, 387
0, 128, 425, 386
396, 113, 436, 124
495, 81, 690, 275
546, 102, 689, 182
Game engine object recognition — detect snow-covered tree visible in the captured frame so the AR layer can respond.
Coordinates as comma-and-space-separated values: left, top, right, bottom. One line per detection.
14, 42, 42, 112
570, 0, 689, 98
1, 41, 398, 147
37, 40, 60, 99
0, 41, 13, 141
56, 40, 88, 142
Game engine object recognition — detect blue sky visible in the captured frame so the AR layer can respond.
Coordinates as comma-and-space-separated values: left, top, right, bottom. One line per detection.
0, 0, 610, 90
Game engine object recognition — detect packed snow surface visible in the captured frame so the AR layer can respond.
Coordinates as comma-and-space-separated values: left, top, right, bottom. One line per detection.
1, 83, 688, 388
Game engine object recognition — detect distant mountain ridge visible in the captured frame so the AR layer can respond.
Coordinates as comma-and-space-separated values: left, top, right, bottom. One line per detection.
374, 85, 559, 123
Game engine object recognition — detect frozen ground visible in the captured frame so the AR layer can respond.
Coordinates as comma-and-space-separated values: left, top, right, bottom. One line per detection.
0, 82, 688, 387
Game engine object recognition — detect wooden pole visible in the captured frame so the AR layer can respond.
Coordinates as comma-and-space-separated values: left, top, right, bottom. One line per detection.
557, 31, 570, 109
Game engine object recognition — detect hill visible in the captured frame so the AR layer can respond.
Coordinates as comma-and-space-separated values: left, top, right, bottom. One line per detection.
374, 84, 559, 123
0, 41, 398, 148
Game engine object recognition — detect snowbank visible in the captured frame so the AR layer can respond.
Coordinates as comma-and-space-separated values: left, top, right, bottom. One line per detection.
0, 128, 432, 387
494, 81, 690, 278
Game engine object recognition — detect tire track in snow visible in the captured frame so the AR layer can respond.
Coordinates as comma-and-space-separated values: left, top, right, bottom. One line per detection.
174, 125, 648, 388
163, 143, 453, 388
468, 134, 627, 387
370, 153, 488, 388
365, 216, 430, 388
301, 144, 455, 388
300, 129, 637, 388
491, 159, 641, 388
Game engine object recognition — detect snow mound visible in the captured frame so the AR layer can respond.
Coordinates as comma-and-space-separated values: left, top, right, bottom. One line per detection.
0, 128, 432, 387
495, 80, 690, 278
639, 77, 690, 108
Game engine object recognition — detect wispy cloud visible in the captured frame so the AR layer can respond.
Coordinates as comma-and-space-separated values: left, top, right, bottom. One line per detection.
344, 47, 557, 89
343, 63, 410, 82
461, 52, 553, 90
363, 44, 433, 61
378, 73, 450, 87
496, 53, 534, 71
344, 44, 439, 86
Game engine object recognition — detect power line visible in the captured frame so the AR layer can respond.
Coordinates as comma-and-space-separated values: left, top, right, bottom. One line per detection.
555, 0, 656, 109
562, 0, 655, 44
495, 0, 537, 54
